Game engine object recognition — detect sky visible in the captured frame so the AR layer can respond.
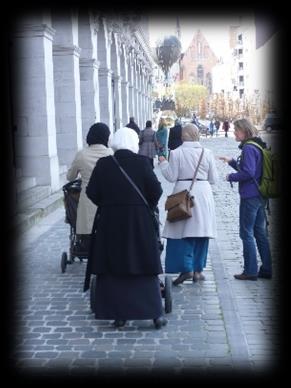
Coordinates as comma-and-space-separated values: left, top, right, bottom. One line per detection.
148, 15, 248, 58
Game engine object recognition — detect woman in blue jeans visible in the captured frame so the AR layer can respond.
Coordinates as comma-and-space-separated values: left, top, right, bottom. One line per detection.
219, 118, 272, 280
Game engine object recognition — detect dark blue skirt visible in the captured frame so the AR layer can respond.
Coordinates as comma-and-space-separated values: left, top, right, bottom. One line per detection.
94, 274, 163, 320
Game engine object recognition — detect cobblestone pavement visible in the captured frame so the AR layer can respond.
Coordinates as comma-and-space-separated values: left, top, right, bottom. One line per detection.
9, 133, 281, 379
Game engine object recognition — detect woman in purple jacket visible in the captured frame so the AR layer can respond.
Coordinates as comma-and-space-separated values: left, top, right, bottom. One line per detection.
219, 118, 272, 280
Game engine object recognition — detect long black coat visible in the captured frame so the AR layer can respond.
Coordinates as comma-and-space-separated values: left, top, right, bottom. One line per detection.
126, 121, 140, 135
84, 150, 163, 290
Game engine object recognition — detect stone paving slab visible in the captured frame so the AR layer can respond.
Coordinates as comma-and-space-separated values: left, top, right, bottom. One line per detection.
9, 134, 281, 380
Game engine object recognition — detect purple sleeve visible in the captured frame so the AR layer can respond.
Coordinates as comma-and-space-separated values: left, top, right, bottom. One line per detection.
228, 158, 238, 170
228, 146, 258, 182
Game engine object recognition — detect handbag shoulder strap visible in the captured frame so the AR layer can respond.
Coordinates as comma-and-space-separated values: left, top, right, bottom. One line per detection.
189, 148, 204, 192
111, 155, 150, 208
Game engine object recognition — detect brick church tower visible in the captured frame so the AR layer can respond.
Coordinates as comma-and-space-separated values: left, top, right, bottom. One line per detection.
178, 29, 218, 93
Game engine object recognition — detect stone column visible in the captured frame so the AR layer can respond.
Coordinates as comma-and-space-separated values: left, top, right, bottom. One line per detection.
120, 45, 129, 127
133, 61, 139, 126
141, 71, 146, 125
79, 58, 100, 139
148, 75, 154, 121
78, 14, 100, 142
139, 70, 143, 126
137, 68, 143, 128
121, 79, 129, 127
127, 54, 135, 119
146, 75, 151, 121
53, 44, 83, 167
112, 75, 122, 130
98, 67, 113, 129
12, 22, 60, 191
109, 33, 123, 132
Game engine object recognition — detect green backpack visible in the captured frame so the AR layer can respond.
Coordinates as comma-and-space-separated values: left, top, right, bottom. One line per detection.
245, 140, 281, 199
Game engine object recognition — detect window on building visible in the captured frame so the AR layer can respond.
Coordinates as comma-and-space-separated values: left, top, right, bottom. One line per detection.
239, 89, 244, 98
238, 33, 243, 44
239, 62, 243, 70
197, 64, 204, 84
206, 72, 212, 93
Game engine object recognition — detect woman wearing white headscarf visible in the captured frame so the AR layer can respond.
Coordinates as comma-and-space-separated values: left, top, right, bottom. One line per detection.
159, 123, 218, 284
84, 127, 167, 329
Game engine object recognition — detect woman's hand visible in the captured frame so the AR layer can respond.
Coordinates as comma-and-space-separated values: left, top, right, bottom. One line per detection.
158, 156, 166, 163
218, 156, 231, 163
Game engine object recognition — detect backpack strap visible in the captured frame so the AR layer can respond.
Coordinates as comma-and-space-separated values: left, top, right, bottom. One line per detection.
244, 140, 264, 152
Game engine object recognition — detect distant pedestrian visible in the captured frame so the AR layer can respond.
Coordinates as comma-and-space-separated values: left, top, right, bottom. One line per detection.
126, 117, 140, 136
191, 113, 199, 126
222, 119, 230, 137
156, 117, 169, 159
218, 118, 272, 280
214, 119, 220, 136
168, 118, 182, 152
138, 120, 159, 168
209, 119, 215, 137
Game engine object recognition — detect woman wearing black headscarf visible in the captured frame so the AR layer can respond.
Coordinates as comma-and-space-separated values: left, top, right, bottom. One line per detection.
67, 123, 113, 249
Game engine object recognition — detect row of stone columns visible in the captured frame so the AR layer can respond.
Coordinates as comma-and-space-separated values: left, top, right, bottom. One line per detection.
11, 12, 154, 193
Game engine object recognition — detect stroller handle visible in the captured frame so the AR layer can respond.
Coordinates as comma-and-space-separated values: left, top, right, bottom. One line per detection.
62, 179, 82, 192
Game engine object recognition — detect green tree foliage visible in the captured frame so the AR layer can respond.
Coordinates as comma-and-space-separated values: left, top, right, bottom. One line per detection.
174, 82, 208, 117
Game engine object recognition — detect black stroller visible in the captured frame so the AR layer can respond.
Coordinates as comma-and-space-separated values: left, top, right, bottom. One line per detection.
61, 179, 90, 273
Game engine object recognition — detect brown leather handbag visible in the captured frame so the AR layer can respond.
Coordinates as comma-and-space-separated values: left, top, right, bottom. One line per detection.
165, 148, 204, 223
165, 189, 194, 222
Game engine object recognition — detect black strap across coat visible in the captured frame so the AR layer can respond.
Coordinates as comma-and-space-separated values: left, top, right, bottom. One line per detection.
84, 150, 163, 291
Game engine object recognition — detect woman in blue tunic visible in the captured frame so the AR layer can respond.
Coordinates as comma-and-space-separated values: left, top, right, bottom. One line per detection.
156, 117, 169, 159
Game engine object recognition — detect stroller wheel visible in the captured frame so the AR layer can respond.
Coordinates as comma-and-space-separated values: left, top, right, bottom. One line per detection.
153, 316, 168, 329
164, 275, 173, 314
61, 252, 68, 273
90, 275, 97, 313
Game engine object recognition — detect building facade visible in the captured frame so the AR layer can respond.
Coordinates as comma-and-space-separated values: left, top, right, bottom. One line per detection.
211, 15, 280, 123
178, 29, 218, 93
9, 11, 156, 214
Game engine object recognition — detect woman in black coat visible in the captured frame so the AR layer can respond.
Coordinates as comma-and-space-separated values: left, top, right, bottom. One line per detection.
84, 127, 167, 329
168, 119, 182, 151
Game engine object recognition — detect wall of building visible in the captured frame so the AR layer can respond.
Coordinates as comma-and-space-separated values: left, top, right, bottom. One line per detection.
179, 29, 218, 92
10, 11, 155, 209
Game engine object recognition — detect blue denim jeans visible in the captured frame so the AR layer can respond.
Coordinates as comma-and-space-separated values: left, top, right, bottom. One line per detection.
239, 197, 272, 276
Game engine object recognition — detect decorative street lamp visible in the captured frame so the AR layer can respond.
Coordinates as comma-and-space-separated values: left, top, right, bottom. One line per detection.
155, 35, 182, 87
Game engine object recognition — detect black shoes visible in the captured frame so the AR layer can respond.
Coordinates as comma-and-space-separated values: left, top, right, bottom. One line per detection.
114, 318, 168, 329
258, 272, 272, 279
113, 319, 127, 328
234, 271, 272, 280
153, 316, 168, 329
173, 272, 194, 286
234, 273, 257, 281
